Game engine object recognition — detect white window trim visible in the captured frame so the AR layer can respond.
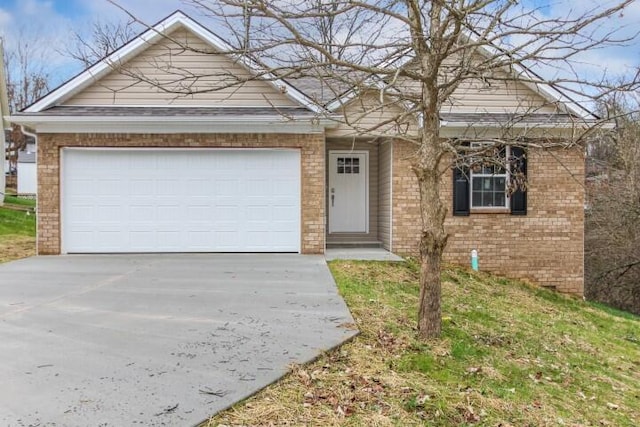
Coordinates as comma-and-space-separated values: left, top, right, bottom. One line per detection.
469, 143, 511, 210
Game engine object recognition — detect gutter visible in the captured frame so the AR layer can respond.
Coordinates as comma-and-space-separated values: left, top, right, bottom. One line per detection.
8, 114, 341, 134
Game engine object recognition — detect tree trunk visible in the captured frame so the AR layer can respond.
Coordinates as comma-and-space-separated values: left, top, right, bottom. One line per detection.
414, 135, 448, 340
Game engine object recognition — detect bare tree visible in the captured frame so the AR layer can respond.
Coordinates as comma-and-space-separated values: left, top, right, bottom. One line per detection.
105, 0, 637, 338
0, 40, 8, 204
1, 30, 51, 176
2, 30, 50, 114
585, 98, 640, 314
67, 20, 139, 67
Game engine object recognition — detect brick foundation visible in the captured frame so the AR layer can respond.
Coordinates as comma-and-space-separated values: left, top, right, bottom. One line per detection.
391, 139, 585, 294
37, 133, 325, 255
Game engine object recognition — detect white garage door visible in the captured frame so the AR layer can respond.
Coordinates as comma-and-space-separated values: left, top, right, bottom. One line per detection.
61, 148, 301, 253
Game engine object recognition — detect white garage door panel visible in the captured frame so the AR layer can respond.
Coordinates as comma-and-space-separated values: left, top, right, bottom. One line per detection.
62, 149, 301, 253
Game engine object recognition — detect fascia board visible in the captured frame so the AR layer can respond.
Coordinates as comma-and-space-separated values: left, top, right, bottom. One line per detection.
8, 114, 339, 134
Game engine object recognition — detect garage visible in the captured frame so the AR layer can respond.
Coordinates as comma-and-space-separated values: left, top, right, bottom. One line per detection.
61, 148, 301, 253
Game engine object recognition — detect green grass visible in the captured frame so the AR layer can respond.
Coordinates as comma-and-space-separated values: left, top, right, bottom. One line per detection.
0, 207, 36, 237
3, 195, 36, 208
207, 261, 640, 426
0, 206, 37, 263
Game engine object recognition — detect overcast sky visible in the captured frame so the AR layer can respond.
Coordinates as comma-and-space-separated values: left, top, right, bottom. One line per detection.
0, 0, 639, 91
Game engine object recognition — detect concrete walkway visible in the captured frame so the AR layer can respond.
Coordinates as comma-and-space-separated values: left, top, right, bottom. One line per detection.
0, 254, 358, 426
325, 247, 404, 261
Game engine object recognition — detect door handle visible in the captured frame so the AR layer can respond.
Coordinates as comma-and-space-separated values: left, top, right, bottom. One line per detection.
331, 194, 335, 207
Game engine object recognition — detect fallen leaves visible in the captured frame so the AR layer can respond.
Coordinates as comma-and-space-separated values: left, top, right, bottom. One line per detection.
204, 262, 640, 427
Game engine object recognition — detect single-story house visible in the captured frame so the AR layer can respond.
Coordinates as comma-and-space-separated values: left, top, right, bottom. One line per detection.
10, 11, 592, 294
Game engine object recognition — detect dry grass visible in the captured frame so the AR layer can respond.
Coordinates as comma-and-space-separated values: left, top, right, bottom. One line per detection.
204, 260, 640, 427
0, 235, 36, 263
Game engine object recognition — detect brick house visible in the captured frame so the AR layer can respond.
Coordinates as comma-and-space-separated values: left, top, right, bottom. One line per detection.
11, 11, 592, 294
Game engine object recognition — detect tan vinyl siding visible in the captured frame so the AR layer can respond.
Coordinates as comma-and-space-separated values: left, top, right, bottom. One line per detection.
327, 93, 417, 138
443, 73, 559, 114
64, 28, 299, 107
329, 63, 559, 139
326, 139, 379, 243
378, 140, 392, 250
393, 55, 560, 116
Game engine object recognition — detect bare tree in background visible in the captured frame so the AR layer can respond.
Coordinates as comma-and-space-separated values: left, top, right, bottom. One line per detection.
106, 0, 637, 338
1, 30, 50, 174
586, 98, 640, 315
67, 20, 139, 67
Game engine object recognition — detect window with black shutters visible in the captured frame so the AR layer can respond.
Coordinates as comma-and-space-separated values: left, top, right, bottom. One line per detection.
452, 144, 527, 216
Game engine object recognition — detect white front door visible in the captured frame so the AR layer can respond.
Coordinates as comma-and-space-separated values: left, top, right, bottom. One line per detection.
328, 151, 368, 233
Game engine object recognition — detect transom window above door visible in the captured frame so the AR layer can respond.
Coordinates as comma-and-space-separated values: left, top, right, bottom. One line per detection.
337, 157, 360, 174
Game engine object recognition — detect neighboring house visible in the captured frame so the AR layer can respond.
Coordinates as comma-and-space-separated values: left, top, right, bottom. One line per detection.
17, 150, 36, 196
11, 11, 592, 294
3, 129, 10, 175
3, 130, 37, 195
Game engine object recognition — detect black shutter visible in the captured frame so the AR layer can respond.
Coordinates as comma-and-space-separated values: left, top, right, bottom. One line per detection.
453, 166, 470, 216
510, 146, 527, 215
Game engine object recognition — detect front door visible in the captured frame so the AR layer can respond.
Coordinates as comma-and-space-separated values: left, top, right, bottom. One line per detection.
328, 151, 368, 233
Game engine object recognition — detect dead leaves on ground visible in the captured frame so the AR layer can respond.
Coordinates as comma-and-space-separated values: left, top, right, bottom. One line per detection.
291, 355, 393, 420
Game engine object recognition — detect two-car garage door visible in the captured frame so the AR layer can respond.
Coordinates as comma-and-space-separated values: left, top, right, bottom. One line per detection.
61, 148, 301, 253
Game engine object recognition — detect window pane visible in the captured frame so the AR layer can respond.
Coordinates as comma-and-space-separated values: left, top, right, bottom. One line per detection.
472, 178, 481, 190
345, 165, 351, 173
472, 192, 482, 207
353, 166, 359, 173
345, 158, 352, 166
495, 192, 505, 207
338, 166, 344, 174
338, 158, 344, 166
353, 158, 360, 166
483, 178, 491, 190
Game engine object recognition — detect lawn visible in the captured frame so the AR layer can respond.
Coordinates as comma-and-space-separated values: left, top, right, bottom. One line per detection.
3, 195, 36, 208
206, 261, 640, 426
0, 204, 36, 263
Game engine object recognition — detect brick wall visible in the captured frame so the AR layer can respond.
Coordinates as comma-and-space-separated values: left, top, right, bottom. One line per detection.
392, 139, 585, 294
37, 133, 325, 255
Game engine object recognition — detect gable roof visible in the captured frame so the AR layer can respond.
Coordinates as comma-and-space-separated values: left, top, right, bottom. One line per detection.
14, 10, 602, 135
324, 32, 599, 123
23, 11, 325, 115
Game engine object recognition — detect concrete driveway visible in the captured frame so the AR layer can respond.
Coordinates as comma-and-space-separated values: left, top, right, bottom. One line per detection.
0, 254, 358, 426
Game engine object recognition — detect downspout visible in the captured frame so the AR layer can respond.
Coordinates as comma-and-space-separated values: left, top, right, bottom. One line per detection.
0, 40, 9, 205
20, 125, 37, 141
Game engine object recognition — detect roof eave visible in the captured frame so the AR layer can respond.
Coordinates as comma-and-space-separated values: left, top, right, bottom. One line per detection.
8, 114, 339, 134
441, 120, 610, 129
